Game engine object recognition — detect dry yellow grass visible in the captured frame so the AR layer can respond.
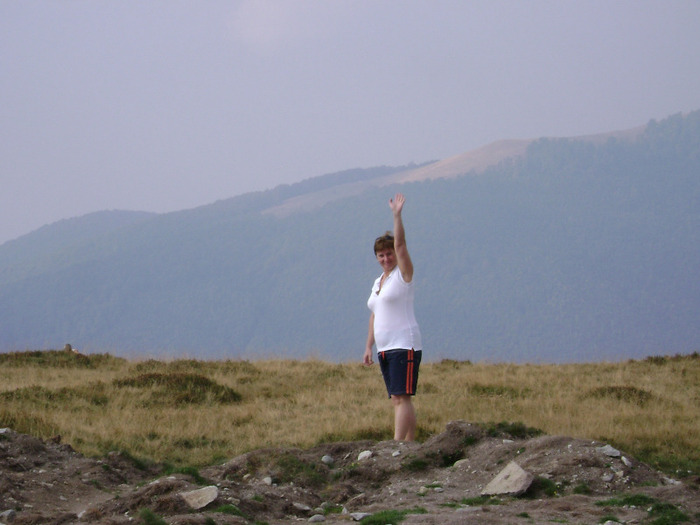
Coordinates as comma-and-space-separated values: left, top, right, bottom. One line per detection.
1, 351, 698, 476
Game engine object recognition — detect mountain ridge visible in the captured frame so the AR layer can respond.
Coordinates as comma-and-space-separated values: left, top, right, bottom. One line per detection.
1, 112, 698, 363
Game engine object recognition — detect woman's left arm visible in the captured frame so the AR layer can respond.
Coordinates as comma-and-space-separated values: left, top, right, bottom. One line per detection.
389, 193, 413, 283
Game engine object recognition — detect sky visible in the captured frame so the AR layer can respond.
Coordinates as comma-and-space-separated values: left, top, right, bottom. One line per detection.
2, 1, 700, 245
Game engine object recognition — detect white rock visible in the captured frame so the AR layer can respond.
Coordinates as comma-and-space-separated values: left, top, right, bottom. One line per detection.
481, 461, 534, 496
453, 459, 469, 468
180, 486, 218, 510
392, 450, 401, 457
350, 513, 371, 521
308, 514, 325, 522
321, 455, 334, 465
621, 456, 633, 467
293, 502, 312, 512
662, 476, 680, 485
263, 476, 273, 485
598, 444, 621, 457
357, 450, 373, 461
1, 509, 16, 521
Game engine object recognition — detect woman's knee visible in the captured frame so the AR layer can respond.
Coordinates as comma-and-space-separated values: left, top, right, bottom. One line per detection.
391, 394, 412, 406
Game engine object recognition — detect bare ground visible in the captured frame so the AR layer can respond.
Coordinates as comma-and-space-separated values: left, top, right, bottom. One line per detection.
1, 421, 698, 524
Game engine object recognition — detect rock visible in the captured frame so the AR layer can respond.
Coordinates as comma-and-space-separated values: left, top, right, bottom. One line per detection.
602, 472, 614, 482
263, 476, 273, 485
392, 450, 401, 457
481, 461, 534, 496
180, 485, 218, 509
621, 456, 633, 467
598, 444, 621, 457
662, 477, 680, 485
453, 459, 469, 468
294, 502, 312, 512
357, 450, 373, 461
321, 455, 334, 465
350, 512, 371, 521
308, 514, 325, 522
0, 509, 16, 522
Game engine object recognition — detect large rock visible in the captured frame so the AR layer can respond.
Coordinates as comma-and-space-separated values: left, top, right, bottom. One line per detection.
481, 461, 533, 496
180, 485, 218, 509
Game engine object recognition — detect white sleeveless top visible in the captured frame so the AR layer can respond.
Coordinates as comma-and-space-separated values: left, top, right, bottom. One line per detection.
367, 266, 422, 352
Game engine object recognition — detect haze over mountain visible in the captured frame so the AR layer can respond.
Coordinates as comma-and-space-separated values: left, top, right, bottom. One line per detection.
1, 111, 698, 363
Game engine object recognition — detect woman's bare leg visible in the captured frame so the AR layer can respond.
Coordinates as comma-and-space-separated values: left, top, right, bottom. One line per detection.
391, 395, 416, 441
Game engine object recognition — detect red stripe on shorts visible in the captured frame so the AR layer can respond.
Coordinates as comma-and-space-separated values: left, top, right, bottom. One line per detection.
406, 348, 414, 394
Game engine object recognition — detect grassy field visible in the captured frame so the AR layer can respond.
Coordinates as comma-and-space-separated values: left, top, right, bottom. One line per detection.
1, 350, 698, 477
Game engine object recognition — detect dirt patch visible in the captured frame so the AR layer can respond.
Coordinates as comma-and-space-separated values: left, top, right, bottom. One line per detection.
1, 422, 698, 524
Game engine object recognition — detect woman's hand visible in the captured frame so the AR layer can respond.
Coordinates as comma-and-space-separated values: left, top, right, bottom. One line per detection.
389, 193, 405, 216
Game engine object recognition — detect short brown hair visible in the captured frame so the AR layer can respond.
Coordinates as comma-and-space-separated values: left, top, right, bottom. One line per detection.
374, 231, 394, 254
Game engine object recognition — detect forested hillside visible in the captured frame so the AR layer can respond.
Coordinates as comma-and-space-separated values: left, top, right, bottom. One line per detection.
1, 111, 698, 363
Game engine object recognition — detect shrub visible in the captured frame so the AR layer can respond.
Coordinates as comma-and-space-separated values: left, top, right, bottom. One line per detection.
485, 421, 543, 439
585, 385, 653, 406
113, 373, 241, 405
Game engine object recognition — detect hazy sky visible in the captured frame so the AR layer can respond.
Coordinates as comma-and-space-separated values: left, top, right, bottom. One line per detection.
2, 1, 699, 245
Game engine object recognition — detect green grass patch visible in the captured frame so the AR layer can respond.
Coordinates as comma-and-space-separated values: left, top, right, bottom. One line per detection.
274, 453, 326, 487
213, 504, 247, 518
360, 507, 426, 524
484, 421, 543, 439
522, 476, 559, 498
596, 494, 689, 525
402, 457, 429, 472
596, 493, 656, 507
648, 502, 689, 525
0, 383, 109, 407
0, 350, 124, 369
572, 482, 592, 495
585, 385, 654, 406
138, 508, 167, 525
113, 372, 241, 405
316, 426, 393, 444
634, 446, 700, 479
163, 464, 207, 484
462, 495, 502, 505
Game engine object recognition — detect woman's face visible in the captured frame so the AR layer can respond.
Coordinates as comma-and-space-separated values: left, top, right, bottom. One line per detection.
376, 248, 396, 274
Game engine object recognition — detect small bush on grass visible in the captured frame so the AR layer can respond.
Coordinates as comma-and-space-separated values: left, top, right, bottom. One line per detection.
138, 508, 167, 525
113, 372, 241, 405
584, 385, 654, 406
485, 421, 543, 439
274, 453, 326, 487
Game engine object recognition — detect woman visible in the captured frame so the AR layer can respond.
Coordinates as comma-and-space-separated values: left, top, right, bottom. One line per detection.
363, 193, 423, 441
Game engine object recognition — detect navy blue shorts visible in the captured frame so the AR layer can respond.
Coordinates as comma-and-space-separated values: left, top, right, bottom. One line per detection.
378, 349, 422, 398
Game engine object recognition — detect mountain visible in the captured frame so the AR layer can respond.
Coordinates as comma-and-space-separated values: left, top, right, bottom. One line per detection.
1, 111, 698, 363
